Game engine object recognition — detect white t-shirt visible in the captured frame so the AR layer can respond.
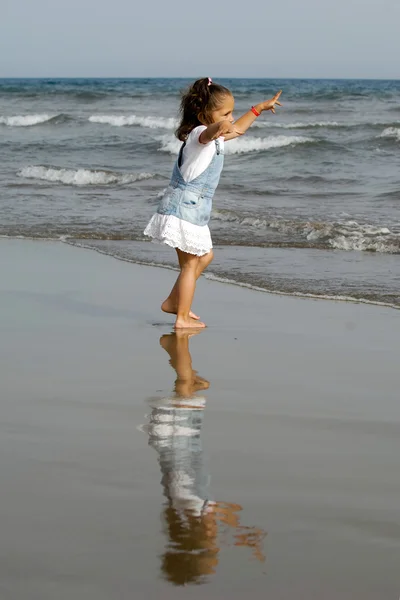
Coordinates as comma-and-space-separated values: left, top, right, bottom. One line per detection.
180, 125, 224, 183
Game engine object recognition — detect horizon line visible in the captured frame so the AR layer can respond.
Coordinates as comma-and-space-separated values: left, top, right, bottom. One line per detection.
0, 75, 399, 82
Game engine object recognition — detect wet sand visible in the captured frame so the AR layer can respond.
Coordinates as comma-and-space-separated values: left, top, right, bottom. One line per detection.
1, 238, 399, 599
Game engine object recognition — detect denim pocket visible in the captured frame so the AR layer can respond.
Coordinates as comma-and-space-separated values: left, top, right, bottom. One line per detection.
180, 189, 202, 209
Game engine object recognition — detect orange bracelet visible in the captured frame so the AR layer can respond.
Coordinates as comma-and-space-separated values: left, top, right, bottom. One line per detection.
251, 106, 260, 117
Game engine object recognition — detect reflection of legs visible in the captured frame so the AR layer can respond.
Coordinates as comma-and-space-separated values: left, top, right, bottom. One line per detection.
160, 332, 193, 396
160, 331, 209, 397
162, 250, 214, 321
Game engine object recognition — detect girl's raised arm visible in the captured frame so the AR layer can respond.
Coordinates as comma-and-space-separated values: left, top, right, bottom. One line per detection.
199, 120, 239, 144
224, 91, 283, 141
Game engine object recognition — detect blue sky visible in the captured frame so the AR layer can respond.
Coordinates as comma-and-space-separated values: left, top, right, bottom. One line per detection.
2, 0, 399, 78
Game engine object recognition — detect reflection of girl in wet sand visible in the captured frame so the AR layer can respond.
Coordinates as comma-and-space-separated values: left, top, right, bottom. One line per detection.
142, 331, 266, 586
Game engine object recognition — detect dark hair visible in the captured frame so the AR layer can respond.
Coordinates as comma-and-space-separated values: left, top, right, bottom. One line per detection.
175, 78, 232, 141
161, 505, 219, 585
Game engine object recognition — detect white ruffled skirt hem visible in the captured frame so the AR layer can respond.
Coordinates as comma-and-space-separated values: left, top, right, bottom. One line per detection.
144, 213, 212, 256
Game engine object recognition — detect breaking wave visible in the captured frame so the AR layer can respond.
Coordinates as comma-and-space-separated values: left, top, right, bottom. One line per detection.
257, 120, 400, 131
257, 120, 342, 129
89, 114, 176, 129
0, 114, 59, 126
212, 209, 400, 253
226, 135, 314, 154
158, 134, 314, 155
17, 166, 155, 186
379, 127, 400, 141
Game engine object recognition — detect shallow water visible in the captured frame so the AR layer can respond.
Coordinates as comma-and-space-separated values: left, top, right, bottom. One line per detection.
68, 239, 400, 308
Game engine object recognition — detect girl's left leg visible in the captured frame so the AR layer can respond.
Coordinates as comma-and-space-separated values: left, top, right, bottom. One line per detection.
161, 250, 214, 319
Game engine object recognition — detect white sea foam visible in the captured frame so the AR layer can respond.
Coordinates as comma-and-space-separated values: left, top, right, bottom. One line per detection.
256, 121, 341, 129
259, 120, 400, 131
158, 134, 312, 155
158, 136, 181, 154
379, 127, 400, 141
225, 135, 313, 154
0, 114, 56, 126
89, 114, 176, 129
17, 166, 155, 186
306, 220, 398, 252
212, 210, 400, 253
329, 229, 399, 253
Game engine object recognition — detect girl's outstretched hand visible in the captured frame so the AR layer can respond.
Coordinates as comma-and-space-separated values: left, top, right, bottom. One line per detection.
217, 119, 242, 138
260, 90, 283, 114
200, 119, 243, 143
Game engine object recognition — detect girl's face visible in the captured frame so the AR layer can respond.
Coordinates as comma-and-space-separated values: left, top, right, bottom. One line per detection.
205, 94, 235, 125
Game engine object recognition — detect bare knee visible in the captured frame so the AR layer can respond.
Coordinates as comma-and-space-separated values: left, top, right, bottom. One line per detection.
181, 254, 200, 271
201, 250, 214, 268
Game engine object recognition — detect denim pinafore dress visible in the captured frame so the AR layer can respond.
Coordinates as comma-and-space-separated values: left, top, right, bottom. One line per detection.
144, 138, 224, 256
144, 394, 213, 516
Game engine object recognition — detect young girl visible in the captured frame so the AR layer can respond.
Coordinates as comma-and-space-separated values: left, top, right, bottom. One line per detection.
144, 77, 282, 328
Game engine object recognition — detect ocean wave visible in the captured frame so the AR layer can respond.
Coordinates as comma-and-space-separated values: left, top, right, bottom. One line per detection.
379, 189, 400, 200
290, 107, 332, 115
0, 114, 59, 127
212, 210, 400, 254
257, 120, 342, 129
17, 166, 155, 186
286, 174, 357, 185
2, 216, 400, 255
158, 134, 314, 155
226, 135, 314, 154
65, 91, 107, 101
89, 114, 176, 129
258, 120, 400, 132
379, 127, 400, 141
158, 137, 181, 154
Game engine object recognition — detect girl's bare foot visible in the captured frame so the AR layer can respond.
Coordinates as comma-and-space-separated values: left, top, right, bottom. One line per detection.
161, 299, 200, 320
174, 316, 206, 329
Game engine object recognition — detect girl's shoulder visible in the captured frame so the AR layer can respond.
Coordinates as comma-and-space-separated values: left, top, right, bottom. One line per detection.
184, 125, 224, 154
180, 126, 220, 182
186, 125, 208, 146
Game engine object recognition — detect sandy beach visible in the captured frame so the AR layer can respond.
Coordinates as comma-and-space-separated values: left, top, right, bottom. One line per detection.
1, 238, 399, 599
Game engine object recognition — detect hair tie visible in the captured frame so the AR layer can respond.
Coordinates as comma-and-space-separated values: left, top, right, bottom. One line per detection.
208, 77, 212, 86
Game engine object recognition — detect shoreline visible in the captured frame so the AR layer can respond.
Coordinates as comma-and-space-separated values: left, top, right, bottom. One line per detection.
2, 234, 399, 311
63, 238, 400, 311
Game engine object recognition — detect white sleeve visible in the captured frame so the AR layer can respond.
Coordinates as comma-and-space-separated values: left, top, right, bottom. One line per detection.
180, 125, 217, 183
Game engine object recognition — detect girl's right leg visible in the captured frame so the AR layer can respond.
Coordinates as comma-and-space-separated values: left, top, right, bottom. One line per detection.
174, 249, 206, 329
162, 249, 214, 320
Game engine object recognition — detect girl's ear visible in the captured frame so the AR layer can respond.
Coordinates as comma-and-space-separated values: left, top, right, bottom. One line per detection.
198, 111, 207, 125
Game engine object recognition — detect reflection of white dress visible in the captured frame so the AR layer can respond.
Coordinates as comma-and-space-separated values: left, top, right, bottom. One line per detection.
140, 395, 213, 517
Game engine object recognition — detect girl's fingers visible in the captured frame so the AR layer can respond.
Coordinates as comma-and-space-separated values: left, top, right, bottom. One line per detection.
275, 101, 282, 106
